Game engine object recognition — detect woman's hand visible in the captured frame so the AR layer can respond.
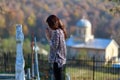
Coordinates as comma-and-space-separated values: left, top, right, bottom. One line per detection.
45, 28, 51, 41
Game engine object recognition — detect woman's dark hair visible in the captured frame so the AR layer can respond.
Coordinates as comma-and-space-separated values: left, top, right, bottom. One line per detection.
46, 15, 67, 39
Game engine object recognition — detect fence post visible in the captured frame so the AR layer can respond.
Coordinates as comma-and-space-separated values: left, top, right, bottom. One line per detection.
66, 73, 70, 80
34, 37, 40, 80
4, 53, 6, 72
93, 56, 95, 80
26, 68, 31, 80
49, 63, 54, 80
31, 33, 35, 78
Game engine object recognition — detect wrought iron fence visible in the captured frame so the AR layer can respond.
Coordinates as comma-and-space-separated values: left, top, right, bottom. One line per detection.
0, 53, 120, 80
66, 59, 120, 80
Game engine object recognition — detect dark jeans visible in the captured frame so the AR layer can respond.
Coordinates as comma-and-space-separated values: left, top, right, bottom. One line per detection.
53, 62, 66, 80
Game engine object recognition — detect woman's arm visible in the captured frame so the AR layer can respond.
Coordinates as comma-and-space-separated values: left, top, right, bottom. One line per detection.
50, 30, 60, 50
45, 28, 52, 41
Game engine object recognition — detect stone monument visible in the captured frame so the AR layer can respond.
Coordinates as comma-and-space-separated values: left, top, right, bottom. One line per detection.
15, 24, 25, 80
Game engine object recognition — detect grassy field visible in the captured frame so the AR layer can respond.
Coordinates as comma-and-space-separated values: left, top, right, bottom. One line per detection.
66, 67, 119, 80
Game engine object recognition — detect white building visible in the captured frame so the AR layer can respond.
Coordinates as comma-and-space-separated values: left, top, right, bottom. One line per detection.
66, 18, 119, 64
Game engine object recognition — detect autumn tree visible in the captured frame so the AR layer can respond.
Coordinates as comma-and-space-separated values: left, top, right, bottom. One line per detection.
108, 0, 120, 16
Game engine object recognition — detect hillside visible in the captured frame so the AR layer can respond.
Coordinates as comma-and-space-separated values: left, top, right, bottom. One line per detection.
0, 0, 120, 45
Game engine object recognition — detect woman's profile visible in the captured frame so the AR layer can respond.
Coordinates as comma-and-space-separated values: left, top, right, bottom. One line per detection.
45, 15, 67, 80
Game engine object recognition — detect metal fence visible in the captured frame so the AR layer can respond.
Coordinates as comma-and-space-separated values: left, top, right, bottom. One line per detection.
66, 59, 120, 80
0, 53, 120, 80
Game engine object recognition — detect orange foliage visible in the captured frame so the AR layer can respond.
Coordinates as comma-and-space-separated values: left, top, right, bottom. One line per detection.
23, 24, 29, 36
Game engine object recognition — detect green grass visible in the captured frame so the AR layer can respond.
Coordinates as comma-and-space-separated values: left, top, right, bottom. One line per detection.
66, 67, 119, 80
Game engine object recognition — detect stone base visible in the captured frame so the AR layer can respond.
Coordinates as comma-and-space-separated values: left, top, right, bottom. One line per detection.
0, 74, 15, 80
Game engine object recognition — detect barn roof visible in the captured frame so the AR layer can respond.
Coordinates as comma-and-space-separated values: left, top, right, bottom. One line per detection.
66, 36, 112, 49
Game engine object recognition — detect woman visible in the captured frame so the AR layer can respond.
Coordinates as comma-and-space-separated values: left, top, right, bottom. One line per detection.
45, 15, 67, 80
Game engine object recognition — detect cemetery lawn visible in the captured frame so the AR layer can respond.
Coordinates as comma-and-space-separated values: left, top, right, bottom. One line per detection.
66, 67, 119, 80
